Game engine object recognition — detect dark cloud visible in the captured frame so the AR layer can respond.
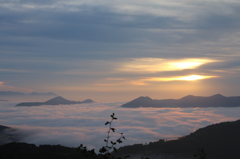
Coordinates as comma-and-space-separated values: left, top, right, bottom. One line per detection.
1, 1, 240, 44
196, 6, 240, 31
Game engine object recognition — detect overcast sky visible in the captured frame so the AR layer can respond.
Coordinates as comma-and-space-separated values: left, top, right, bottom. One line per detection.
1, 0, 240, 102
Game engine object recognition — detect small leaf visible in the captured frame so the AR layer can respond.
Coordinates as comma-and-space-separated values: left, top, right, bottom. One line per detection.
105, 121, 110, 125
113, 147, 117, 153
110, 113, 115, 118
117, 139, 122, 143
111, 128, 116, 132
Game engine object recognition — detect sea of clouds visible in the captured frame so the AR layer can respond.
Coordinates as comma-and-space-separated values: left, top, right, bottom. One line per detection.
0, 101, 240, 150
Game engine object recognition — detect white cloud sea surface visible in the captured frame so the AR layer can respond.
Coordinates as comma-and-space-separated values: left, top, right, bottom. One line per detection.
0, 102, 239, 150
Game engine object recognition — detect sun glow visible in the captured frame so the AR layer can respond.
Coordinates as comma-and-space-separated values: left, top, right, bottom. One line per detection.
138, 75, 217, 83
169, 62, 202, 69
175, 75, 209, 81
119, 58, 218, 73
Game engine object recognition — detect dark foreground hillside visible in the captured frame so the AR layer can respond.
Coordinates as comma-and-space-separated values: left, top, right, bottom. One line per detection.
0, 143, 98, 159
1, 120, 240, 159
115, 119, 240, 159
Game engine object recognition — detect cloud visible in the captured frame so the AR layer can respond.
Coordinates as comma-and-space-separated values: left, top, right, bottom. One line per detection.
2, 0, 239, 45
1, 0, 240, 102
118, 58, 219, 73
92, 58, 220, 86
0, 102, 239, 149
134, 75, 218, 84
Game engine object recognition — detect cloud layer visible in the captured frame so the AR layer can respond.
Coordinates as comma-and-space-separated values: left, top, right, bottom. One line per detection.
0, 102, 239, 150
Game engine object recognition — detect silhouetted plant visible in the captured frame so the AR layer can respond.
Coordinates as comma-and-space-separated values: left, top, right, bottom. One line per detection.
78, 113, 208, 159
78, 113, 129, 159
194, 148, 207, 159
100, 113, 123, 152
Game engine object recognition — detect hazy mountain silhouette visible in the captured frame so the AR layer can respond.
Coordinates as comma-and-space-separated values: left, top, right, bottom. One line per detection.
0, 125, 21, 145
0, 91, 25, 96
116, 119, 240, 159
0, 91, 57, 97
122, 94, 240, 108
28, 92, 57, 96
0, 125, 10, 132
0, 125, 12, 145
0, 99, 8, 102
15, 96, 94, 106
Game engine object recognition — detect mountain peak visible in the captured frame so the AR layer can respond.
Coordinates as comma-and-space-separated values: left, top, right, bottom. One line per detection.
134, 96, 152, 101
132, 96, 153, 103
51, 96, 66, 100
210, 94, 225, 98
180, 95, 196, 100
121, 96, 153, 108
44, 96, 69, 104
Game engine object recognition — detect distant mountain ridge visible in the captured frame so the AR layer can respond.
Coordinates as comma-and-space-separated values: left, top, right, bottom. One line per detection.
0, 91, 57, 97
16, 96, 94, 106
121, 94, 240, 108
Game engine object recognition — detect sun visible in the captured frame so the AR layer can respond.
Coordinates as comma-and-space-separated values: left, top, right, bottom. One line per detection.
170, 62, 202, 69
176, 75, 205, 81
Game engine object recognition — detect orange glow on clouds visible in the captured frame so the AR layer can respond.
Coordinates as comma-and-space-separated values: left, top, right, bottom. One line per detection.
147, 75, 217, 82
119, 58, 218, 73
94, 75, 218, 87
169, 61, 202, 69
131, 75, 218, 85
175, 75, 213, 81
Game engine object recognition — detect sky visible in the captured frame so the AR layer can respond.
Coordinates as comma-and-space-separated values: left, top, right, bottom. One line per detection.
1, 102, 240, 149
1, 0, 240, 102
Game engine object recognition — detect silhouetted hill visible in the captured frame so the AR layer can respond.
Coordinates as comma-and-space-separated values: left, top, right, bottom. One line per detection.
0, 99, 8, 102
16, 96, 94, 106
0, 142, 98, 159
122, 94, 240, 108
115, 119, 240, 159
